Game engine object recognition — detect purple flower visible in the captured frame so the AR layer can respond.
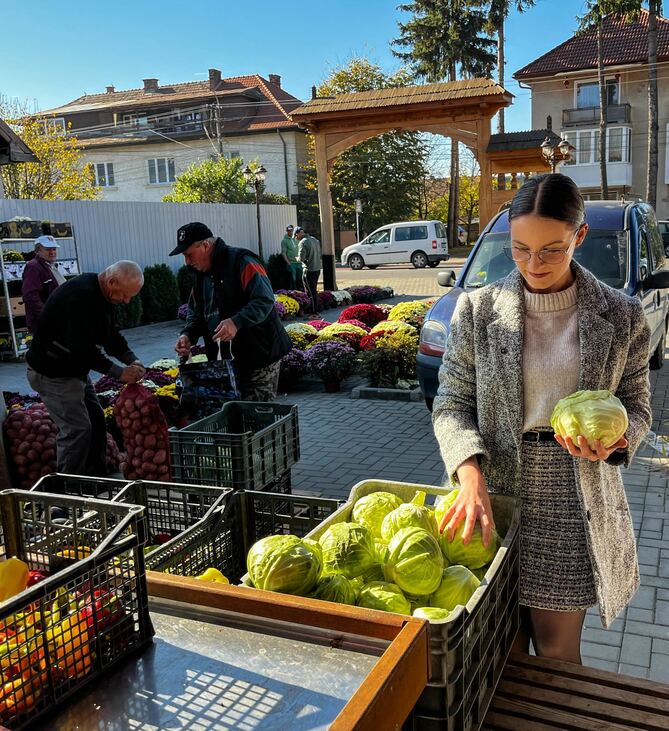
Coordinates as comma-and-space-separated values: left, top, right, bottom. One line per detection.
275, 300, 287, 319
280, 348, 308, 384
177, 303, 188, 320
305, 340, 357, 382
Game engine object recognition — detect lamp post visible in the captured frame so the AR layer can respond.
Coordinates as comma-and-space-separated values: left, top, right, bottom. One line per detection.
243, 164, 267, 260
540, 136, 576, 173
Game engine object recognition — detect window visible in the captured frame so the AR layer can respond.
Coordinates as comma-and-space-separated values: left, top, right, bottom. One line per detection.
223, 151, 240, 159
435, 222, 447, 238
576, 80, 619, 109
39, 117, 66, 135
148, 158, 176, 184
93, 162, 115, 187
561, 127, 630, 165
395, 225, 428, 241
367, 229, 390, 244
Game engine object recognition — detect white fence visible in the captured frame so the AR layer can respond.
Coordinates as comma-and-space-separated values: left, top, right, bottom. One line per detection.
0, 199, 296, 273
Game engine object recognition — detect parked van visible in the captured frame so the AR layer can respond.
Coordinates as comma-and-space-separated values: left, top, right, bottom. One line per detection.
340, 220, 449, 270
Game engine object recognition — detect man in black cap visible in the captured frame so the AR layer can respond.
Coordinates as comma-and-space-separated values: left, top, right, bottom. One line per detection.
171, 222, 291, 401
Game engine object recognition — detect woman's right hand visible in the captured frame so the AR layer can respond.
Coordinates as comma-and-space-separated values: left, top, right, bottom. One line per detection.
438, 456, 495, 547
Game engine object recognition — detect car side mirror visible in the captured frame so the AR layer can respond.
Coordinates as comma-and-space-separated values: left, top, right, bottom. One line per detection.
644, 270, 669, 289
437, 270, 457, 288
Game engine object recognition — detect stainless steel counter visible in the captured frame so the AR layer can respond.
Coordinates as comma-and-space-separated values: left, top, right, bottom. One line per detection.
42, 608, 379, 730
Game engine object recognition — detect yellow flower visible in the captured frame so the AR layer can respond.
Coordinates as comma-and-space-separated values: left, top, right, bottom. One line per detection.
163, 367, 179, 378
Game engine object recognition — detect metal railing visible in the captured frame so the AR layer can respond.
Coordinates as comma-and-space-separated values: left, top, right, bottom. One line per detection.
562, 103, 631, 126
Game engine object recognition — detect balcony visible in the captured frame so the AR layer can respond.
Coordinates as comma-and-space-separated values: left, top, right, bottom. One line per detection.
562, 104, 631, 127
562, 161, 633, 188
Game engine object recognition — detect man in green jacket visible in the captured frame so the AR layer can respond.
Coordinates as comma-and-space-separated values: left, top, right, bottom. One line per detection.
280, 224, 302, 290
295, 227, 322, 315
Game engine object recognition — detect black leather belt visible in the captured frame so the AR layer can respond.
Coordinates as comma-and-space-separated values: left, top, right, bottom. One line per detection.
522, 430, 556, 442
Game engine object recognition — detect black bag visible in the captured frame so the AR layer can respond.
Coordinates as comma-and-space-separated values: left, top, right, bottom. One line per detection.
176, 341, 240, 425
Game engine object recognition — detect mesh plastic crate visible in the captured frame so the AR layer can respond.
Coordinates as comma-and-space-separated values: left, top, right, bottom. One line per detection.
0, 489, 153, 730
30, 473, 131, 500
146, 489, 340, 583
303, 479, 520, 731
168, 401, 300, 489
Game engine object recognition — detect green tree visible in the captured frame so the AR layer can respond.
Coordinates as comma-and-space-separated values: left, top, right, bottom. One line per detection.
0, 115, 99, 200
163, 156, 251, 203
303, 58, 430, 237
393, 1, 496, 248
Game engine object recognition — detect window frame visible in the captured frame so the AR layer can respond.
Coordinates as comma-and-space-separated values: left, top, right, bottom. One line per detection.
575, 78, 620, 109
561, 127, 630, 166
93, 162, 115, 188
147, 157, 176, 185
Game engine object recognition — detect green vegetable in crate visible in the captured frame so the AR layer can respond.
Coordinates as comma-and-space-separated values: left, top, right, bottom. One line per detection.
195, 568, 229, 584
357, 581, 411, 615
413, 606, 454, 621
381, 503, 438, 542
310, 574, 357, 605
472, 564, 491, 581
384, 527, 443, 596
303, 538, 323, 564
375, 541, 389, 564
430, 566, 480, 611
434, 489, 460, 530
351, 492, 403, 539
319, 522, 377, 579
361, 562, 386, 584
247, 535, 321, 596
550, 389, 628, 450
440, 519, 500, 570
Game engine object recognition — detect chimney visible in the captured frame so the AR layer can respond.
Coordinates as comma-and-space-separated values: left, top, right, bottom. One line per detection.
546, 114, 552, 131
268, 74, 281, 87
106, 85, 115, 94
209, 68, 222, 90
143, 78, 159, 93
311, 86, 317, 100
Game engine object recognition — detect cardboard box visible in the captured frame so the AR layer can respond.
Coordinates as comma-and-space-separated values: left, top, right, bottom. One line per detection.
0, 297, 25, 317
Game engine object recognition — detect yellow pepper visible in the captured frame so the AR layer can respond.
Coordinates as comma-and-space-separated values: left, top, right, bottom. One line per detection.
0, 558, 29, 603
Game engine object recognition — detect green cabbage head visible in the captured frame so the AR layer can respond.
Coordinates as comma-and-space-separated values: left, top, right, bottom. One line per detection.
352, 492, 403, 539
440, 522, 500, 570
247, 534, 321, 596
550, 389, 628, 449
319, 522, 377, 579
430, 566, 480, 611
310, 574, 357, 605
384, 527, 444, 596
356, 581, 411, 615
413, 606, 454, 622
434, 489, 460, 531
381, 503, 438, 542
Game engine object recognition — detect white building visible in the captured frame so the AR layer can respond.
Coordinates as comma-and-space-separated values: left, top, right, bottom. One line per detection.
37, 70, 309, 203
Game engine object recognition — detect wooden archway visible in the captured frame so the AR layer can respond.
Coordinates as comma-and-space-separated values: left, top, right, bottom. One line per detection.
291, 78, 513, 289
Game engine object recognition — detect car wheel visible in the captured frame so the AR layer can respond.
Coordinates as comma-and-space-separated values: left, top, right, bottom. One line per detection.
427, 261, 438, 268
411, 251, 428, 269
649, 320, 667, 370
425, 397, 434, 412
348, 254, 364, 271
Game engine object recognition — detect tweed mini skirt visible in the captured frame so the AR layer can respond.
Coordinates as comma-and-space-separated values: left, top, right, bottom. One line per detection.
519, 435, 597, 611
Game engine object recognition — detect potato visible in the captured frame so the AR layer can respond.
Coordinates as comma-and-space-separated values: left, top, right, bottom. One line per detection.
153, 450, 166, 465
142, 449, 155, 462
144, 434, 157, 449
135, 433, 144, 447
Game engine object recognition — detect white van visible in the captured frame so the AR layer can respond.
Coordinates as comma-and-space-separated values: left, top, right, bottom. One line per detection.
340, 220, 449, 270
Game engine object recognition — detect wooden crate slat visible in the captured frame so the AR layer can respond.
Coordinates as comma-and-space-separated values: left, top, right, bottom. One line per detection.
481, 709, 565, 730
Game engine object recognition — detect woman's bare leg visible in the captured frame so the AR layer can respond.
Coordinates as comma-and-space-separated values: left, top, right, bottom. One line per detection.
529, 607, 587, 664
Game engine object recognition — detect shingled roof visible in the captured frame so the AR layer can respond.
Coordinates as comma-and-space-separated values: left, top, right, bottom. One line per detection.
515, 10, 669, 80
487, 129, 560, 153
0, 118, 37, 164
292, 78, 511, 118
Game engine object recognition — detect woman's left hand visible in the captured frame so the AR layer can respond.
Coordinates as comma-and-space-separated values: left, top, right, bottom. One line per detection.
554, 433, 628, 461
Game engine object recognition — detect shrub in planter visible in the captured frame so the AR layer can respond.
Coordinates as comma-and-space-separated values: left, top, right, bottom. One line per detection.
373, 330, 419, 380
275, 294, 300, 318
338, 318, 370, 332
307, 319, 330, 331
370, 320, 417, 337
361, 347, 402, 388
331, 290, 353, 307
177, 265, 196, 304
142, 264, 180, 323
275, 300, 287, 319
388, 300, 433, 330
338, 304, 385, 328
267, 253, 292, 291
114, 295, 143, 329
280, 348, 308, 387
318, 323, 368, 351
318, 290, 337, 310
305, 340, 357, 386
276, 289, 311, 312
285, 323, 318, 350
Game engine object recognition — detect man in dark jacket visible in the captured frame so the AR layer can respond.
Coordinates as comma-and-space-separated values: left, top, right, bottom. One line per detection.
172, 222, 291, 401
22, 235, 65, 333
26, 261, 146, 476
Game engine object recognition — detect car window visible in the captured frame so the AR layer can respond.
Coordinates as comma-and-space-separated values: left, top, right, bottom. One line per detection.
646, 216, 667, 270
464, 229, 628, 290
395, 225, 428, 241
367, 229, 390, 244
435, 222, 447, 239
659, 222, 669, 235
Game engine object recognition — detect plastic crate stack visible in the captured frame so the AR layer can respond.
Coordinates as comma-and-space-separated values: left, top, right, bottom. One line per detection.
168, 401, 300, 493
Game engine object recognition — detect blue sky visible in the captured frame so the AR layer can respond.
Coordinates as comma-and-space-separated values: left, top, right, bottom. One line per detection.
2, 0, 588, 134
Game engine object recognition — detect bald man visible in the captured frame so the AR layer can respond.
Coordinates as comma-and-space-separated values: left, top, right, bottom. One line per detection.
26, 261, 146, 476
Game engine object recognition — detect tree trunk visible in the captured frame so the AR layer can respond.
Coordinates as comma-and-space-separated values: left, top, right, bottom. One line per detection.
597, 23, 609, 199
647, 1, 659, 209
497, 19, 505, 134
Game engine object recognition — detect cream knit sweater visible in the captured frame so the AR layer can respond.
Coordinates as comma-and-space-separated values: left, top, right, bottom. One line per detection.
522, 281, 580, 431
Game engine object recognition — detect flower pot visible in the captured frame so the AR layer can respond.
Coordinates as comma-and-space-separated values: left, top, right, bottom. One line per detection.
324, 380, 341, 393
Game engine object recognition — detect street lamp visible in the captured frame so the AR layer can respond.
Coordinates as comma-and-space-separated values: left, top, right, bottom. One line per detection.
243, 164, 267, 260
540, 136, 575, 173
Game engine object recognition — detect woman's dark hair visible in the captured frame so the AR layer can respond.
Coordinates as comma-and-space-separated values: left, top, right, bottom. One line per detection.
508, 173, 585, 228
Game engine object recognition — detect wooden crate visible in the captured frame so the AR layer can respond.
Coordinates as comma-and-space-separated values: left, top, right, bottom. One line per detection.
482, 653, 669, 730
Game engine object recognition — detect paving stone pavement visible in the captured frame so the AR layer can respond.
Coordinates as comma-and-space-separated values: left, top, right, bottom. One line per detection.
278, 360, 669, 682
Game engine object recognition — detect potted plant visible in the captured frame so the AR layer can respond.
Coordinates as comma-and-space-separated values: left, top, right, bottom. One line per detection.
305, 340, 357, 392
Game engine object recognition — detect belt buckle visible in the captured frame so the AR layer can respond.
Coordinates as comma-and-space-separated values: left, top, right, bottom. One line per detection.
525, 430, 541, 443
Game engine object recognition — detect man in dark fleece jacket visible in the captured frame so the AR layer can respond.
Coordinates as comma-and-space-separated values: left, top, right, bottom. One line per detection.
26, 261, 145, 476
171, 222, 291, 401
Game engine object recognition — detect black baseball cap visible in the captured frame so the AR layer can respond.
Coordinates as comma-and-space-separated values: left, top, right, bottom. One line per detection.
170, 222, 213, 256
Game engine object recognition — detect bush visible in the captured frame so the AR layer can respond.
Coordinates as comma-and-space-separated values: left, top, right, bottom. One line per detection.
114, 295, 143, 329
361, 347, 402, 388
141, 264, 180, 323
177, 265, 196, 304
267, 253, 292, 291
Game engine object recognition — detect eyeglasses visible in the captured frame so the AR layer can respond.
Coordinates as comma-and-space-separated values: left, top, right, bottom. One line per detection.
503, 229, 580, 265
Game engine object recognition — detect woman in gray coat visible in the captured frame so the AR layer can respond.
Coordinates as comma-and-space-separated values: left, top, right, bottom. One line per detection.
433, 174, 651, 663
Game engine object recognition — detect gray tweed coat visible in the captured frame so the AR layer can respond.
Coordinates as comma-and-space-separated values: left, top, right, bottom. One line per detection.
432, 260, 652, 627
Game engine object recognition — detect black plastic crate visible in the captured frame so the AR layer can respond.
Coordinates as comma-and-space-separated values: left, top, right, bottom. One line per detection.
0, 489, 153, 730
30, 473, 131, 500
146, 489, 340, 583
168, 401, 300, 489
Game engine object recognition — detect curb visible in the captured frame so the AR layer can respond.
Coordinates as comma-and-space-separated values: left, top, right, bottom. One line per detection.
350, 385, 424, 402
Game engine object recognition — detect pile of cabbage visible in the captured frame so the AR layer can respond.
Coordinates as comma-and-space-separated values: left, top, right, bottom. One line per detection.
245, 489, 500, 622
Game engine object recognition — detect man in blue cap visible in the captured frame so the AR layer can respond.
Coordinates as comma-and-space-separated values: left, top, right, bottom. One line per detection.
171, 222, 291, 401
